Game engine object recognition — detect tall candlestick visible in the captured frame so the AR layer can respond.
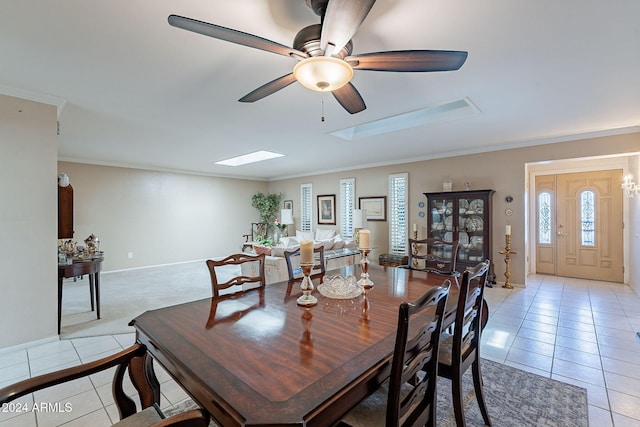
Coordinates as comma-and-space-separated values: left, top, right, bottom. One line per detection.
499, 234, 517, 289
359, 229, 370, 249
505, 225, 511, 236
300, 240, 313, 264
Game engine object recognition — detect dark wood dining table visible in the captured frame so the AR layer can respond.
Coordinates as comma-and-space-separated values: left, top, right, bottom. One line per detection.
130, 264, 460, 427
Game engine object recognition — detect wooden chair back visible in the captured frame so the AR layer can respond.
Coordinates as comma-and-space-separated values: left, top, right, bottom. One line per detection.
284, 246, 326, 281
206, 253, 266, 298
243, 222, 267, 243
438, 259, 491, 427
408, 238, 460, 276
386, 280, 451, 426
0, 343, 209, 426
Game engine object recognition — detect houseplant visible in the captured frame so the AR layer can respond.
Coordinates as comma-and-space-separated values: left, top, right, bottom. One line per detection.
251, 192, 284, 235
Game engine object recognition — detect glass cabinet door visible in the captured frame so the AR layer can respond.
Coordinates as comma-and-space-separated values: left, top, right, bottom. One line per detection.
429, 198, 453, 240
457, 196, 485, 262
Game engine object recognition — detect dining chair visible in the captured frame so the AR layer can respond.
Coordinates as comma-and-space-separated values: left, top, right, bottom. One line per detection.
339, 279, 451, 427
283, 246, 326, 281
0, 343, 209, 427
438, 259, 492, 427
242, 222, 267, 251
206, 253, 266, 297
406, 238, 460, 276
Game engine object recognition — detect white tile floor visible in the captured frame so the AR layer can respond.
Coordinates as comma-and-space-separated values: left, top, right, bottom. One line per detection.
1, 274, 639, 426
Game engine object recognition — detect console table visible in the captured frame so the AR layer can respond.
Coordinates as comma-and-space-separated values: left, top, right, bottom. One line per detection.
57, 256, 103, 334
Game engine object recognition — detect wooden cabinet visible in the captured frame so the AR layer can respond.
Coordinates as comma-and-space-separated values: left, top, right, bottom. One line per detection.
58, 184, 74, 239
424, 189, 495, 282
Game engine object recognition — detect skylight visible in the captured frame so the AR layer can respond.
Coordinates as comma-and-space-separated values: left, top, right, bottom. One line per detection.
330, 98, 480, 141
215, 150, 285, 166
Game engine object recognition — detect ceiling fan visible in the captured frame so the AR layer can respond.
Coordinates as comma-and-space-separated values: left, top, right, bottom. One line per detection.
168, 0, 467, 114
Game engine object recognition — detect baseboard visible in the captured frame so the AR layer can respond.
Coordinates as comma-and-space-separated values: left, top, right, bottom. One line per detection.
103, 259, 206, 274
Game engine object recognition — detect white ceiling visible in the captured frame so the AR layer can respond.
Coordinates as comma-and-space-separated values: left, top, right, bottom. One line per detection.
2, 0, 639, 181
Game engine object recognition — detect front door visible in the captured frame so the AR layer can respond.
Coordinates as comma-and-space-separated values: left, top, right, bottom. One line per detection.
535, 170, 624, 282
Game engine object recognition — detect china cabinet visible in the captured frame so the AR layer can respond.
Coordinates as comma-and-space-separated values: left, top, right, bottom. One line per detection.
58, 184, 74, 239
424, 189, 495, 282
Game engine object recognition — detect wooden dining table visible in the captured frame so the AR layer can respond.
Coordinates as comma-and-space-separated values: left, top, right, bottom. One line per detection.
130, 264, 460, 427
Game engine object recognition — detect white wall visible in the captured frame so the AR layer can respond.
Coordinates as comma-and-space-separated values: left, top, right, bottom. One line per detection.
58, 162, 268, 271
0, 95, 58, 348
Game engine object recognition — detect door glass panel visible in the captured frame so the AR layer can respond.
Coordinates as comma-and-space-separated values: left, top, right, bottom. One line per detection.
580, 190, 595, 246
462, 197, 484, 260
429, 198, 448, 240
538, 191, 552, 244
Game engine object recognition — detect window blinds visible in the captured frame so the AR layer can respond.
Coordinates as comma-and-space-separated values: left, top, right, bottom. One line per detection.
340, 178, 355, 238
300, 183, 312, 232
389, 173, 408, 254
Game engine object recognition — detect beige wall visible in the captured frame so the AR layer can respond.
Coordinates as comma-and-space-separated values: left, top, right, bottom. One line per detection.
58, 162, 268, 271
0, 95, 58, 349
2, 88, 638, 350
268, 132, 640, 287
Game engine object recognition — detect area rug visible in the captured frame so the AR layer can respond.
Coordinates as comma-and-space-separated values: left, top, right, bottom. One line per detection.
164, 358, 588, 427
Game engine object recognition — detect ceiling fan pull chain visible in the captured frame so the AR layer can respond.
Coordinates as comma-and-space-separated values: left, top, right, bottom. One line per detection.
321, 94, 325, 122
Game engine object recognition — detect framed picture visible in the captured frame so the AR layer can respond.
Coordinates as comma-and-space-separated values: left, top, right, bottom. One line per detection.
317, 194, 336, 225
283, 200, 293, 210
359, 196, 387, 221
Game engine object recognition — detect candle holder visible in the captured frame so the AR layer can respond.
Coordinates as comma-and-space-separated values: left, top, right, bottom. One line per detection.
297, 263, 318, 306
499, 234, 517, 289
357, 249, 374, 289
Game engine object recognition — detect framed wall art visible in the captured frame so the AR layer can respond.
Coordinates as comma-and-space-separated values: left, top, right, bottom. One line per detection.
359, 196, 387, 221
283, 200, 293, 210
317, 194, 336, 225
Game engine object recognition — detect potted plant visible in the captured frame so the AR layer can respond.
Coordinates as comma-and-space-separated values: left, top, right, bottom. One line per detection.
251, 192, 284, 235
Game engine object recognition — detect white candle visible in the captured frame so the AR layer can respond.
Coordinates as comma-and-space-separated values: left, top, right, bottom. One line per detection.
413, 223, 417, 232
300, 240, 313, 264
359, 229, 370, 249
505, 225, 511, 235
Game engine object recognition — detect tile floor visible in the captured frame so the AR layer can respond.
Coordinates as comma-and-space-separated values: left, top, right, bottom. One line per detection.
1, 274, 639, 426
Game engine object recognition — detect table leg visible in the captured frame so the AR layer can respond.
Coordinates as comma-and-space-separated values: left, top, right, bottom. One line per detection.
58, 277, 63, 335
95, 272, 101, 319
89, 274, 95, 312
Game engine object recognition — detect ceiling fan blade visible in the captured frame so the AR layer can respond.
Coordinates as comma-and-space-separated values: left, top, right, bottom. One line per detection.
239, 73, 298, 103
168, 15, 307, 59
320, 0, 376, 55
332, 83, 366, 114
346, 50, 468, 72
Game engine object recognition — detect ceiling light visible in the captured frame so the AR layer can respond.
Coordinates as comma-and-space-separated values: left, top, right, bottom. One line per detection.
215, 150, 284, 166
293, 57, 353, 92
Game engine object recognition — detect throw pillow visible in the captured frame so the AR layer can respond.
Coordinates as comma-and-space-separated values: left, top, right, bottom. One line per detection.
315, 228, 336, 240
296, 230, 314, 242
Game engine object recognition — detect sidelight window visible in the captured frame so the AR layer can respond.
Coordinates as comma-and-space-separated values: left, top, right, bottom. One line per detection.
580, 190, 595, 246
538, 191, 552, 244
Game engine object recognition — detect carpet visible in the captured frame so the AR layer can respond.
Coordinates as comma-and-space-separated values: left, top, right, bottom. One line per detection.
164, 358, 588, 427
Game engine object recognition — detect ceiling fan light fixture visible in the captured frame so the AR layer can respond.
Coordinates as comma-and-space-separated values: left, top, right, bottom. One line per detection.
293, 56, 353, 92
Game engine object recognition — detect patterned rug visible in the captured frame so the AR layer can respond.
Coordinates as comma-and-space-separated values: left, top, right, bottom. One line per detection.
164, 358, 588, 426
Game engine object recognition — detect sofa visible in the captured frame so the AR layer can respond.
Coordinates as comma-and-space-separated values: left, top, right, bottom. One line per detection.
244, 228, 360, 284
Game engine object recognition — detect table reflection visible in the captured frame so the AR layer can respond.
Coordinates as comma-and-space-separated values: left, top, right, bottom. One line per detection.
299, 306, 314, 366
206, 287, 265, 329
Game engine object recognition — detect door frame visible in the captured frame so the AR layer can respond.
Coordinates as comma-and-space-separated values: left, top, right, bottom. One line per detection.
526, 155, 630, 284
